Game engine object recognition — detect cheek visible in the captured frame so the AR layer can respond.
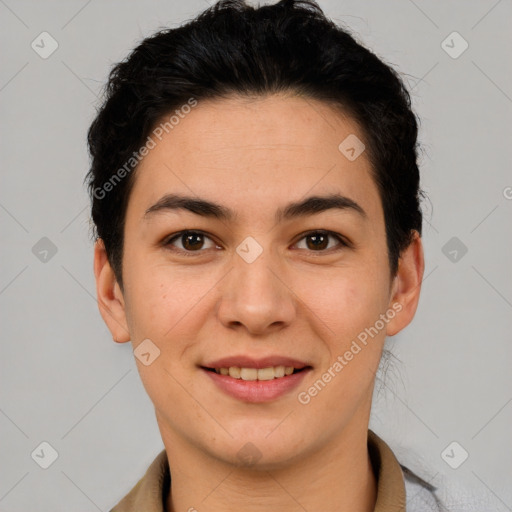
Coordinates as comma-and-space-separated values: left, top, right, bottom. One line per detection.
124, 262, 217, 352
124, 270, 206, 397
296, 269, 388, 345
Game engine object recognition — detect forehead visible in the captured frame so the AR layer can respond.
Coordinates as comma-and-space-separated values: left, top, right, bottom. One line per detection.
127, 94, 382, 225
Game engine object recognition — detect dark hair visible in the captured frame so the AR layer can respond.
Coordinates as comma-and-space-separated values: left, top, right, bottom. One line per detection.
85, 0, 423, 290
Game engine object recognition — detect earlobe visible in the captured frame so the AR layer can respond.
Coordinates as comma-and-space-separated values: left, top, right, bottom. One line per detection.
385, 231, 425, 337
93, 238, 131, 343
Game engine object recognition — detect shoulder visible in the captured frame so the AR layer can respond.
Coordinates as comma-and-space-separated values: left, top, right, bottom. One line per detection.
400, 463, 498, 512
401, 464, 448, 512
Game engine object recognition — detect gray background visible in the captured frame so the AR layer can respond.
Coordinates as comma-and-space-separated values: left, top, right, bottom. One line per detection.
1, 0, 511, 510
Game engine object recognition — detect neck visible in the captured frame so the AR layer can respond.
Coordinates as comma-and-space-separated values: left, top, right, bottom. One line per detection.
161, 420, 377, 512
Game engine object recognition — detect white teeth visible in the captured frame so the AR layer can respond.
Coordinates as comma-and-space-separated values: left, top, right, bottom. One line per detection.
257, 367, 275, 381
214, 365, 301, 380
240, 368, 258, 380
274, 366, 285, 378
228, 367, 241, 379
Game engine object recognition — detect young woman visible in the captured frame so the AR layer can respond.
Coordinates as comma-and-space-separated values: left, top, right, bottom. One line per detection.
87, 1, 448, 510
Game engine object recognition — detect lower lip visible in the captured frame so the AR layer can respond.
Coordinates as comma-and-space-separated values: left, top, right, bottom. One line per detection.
202, 368, 311, 403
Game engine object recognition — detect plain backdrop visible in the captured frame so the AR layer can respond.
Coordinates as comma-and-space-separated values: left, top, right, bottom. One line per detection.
1, 0, 511, 510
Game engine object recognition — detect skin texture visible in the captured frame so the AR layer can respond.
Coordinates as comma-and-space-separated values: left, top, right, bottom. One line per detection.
94, 93, 424, 512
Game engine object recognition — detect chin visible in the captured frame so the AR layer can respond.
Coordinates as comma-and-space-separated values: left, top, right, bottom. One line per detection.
207, 423, 308, 469
214, 442, 305, 472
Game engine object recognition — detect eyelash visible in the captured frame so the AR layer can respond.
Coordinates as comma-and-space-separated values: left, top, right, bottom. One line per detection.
162, 229, 349, 256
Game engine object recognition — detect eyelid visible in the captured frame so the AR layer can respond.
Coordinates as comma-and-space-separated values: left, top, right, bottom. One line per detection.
163, 229, 350, 254
164, 230, 220, 255
292, 230, 350, 251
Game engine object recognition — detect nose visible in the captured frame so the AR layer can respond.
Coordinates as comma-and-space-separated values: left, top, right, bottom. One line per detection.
216, 244, 296, 336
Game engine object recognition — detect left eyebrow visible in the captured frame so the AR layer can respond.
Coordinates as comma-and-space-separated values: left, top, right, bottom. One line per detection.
143, 193, 367, 222
276, 194, 367, 222
144, 194, 235, 221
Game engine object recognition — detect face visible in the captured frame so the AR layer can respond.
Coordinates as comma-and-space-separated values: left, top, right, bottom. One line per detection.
95, 93, 423, 469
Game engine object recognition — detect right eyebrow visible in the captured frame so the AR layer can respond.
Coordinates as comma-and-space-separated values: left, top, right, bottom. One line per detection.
144, 194, 236, 221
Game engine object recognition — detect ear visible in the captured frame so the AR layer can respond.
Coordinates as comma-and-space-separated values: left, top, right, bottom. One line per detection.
93, 238, 131, 343
386, 231, 425, 337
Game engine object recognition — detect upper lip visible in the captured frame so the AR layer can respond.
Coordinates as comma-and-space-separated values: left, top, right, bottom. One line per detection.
202, 355, 310, 370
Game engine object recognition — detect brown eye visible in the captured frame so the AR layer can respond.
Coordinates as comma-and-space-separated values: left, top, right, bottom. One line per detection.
295, 231, 347, 252
181, 232, 204, 250
305, 233, 329, 250
165, 231, 217, 252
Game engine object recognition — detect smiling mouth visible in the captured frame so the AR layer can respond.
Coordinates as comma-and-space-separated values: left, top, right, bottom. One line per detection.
202, 366, 309, 381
